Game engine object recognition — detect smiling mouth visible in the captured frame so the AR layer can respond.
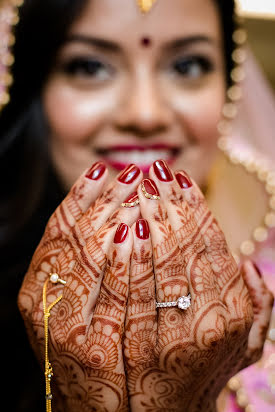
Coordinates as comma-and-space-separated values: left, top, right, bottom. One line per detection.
95, 144, 181, 173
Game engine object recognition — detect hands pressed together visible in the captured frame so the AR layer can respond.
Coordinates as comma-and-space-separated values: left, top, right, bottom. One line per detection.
18, 160, 274, 412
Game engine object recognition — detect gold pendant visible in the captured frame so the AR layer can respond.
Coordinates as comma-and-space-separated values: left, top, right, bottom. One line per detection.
137, 0, 157, 13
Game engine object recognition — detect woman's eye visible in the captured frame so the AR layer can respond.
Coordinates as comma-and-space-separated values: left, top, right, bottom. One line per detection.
172, 56, 214, 79
61, 57, 113, 81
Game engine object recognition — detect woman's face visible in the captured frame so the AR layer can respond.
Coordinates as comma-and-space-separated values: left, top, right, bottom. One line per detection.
43, 0, 226, 189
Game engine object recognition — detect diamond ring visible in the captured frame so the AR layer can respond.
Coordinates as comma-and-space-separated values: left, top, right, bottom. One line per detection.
156, 294, 191, 310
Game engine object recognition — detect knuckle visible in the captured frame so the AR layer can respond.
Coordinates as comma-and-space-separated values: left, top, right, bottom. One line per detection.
132, 248, 153, 265
166, 186, 184, 204
106, 211, 121, 228
152, 204, 168, 224
106, 257, 125, 271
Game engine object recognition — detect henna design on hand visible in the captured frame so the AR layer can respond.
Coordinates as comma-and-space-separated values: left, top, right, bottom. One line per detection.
18, 166, 142, 411
126, 168, 256, 412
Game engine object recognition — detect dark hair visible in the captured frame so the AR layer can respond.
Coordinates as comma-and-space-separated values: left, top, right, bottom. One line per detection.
0, 0, 236, 250
0, 0, 88, 247
214, 0, 237, 85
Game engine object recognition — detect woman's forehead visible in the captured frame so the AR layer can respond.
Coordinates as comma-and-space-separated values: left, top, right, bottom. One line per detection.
69, 0, 222, 42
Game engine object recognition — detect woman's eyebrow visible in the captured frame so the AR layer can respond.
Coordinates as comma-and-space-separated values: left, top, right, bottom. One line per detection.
165, 35, 216, 50
63, 34, 215, 53
64, 34, 121, 52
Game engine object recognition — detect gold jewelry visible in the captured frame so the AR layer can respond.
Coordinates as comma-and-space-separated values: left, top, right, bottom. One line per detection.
137, 0, 156, 13
121, 198, 140, 208
141, 180, 160, 200
1, 3, 274, 411
0, 0, 23, 111
49, 272, 67, 285
43, 274, 66, 412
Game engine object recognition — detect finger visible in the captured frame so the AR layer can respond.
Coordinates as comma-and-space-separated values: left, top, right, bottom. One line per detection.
62, 202, 140, 322
242, 260, 274, 366
105, 192, 141, 229
124, 220, 157, 372
138, 178, 188, 302
148, 161, 215, 303
43, 204, 141, 339
85, 164, 143, 233
149, 160, 206, 266
84, 194, 141, 277
87, 224, 133, 372
72, 189, 141, 249
46, 162, 108, 239
175, 170, 209, 225
175, 170, 237, 296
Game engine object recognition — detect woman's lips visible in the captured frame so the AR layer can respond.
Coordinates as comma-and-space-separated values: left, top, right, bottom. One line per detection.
96, 144, 180, 173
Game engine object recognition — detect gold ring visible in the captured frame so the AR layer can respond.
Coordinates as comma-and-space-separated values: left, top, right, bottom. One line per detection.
141, 181, 160, 200
121, 198, 140, 208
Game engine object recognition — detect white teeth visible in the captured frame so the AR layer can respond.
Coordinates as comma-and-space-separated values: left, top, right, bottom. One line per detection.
106, 150, 171, 164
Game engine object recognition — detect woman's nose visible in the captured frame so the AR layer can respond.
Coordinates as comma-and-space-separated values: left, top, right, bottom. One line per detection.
114, 72, 173, 136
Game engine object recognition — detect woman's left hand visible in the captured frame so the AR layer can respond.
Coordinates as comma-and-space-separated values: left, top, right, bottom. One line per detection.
124, 160, 273, 412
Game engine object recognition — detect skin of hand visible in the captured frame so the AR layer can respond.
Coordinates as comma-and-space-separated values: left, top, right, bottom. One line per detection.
17, 159, 273, 412
17, 162, 143, 412
123, 160, 274, 412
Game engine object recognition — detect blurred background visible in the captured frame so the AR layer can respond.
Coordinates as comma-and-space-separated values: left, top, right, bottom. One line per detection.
237, 0, 275, 89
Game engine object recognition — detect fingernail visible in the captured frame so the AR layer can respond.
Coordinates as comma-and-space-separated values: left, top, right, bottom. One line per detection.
253, 262, 262, 278
118, 164, 141, 184
85, 162, 106, 180
121, 192, 140, 208
136, 219, 149, 240
175, 171, 192, 189
114, 223, 129, 243
141, 179, 160, 200
153, 159, 173, 182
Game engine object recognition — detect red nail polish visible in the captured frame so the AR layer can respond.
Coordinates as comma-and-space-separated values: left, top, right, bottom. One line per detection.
142, 179, 160, 197
136, 219, 149, 240
85, 162, 106, 180
118, 164, 141, 184
124, 191, 138, 204
121, 192, 140, 207
175, 171, 192, 189
253, 262, 262, 278
153, 160, 173, 182
114, 223, 129, 243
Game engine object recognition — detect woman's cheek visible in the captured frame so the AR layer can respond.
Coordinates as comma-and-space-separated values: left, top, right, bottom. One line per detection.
166, 78, 226, 145
43, 78, 118, 143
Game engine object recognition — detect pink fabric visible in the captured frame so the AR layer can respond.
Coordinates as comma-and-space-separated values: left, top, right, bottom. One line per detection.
223, 248, 275, 411
232, 49, 275, 162
223, 50, 275, 411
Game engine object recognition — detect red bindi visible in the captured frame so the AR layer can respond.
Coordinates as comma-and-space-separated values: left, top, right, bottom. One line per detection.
141, 37, 152, 47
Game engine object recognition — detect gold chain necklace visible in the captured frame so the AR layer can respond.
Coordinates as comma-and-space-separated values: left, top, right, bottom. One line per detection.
43, 275, 65, 412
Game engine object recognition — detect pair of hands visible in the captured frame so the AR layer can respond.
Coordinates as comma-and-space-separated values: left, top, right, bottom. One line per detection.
18, 160, 273, 412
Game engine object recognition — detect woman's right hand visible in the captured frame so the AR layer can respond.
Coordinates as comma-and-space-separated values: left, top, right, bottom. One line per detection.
18, 162, 142, 412
123, 163, 274, 412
